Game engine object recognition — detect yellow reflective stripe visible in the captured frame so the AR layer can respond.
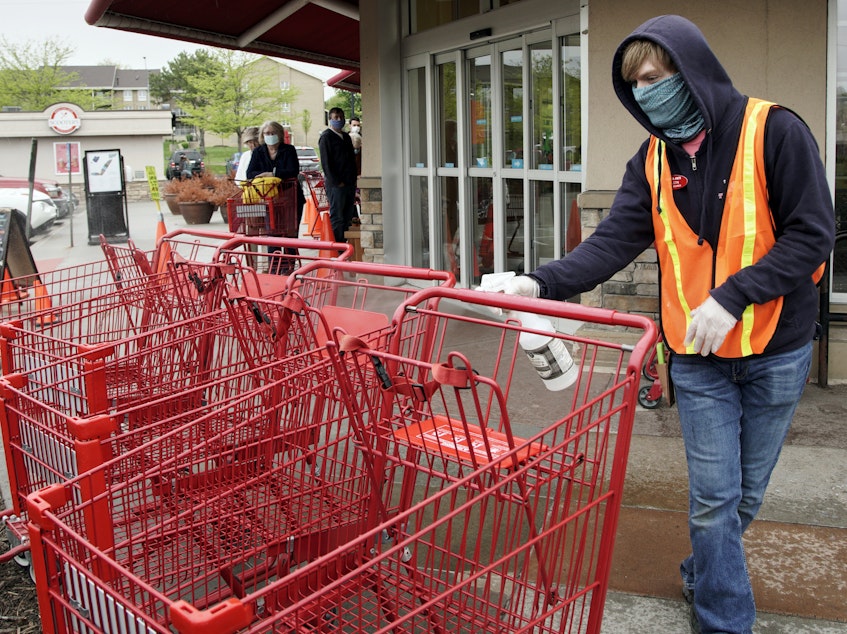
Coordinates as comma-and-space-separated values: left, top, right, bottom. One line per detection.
654, 139, 696, 353
738, 100, 770, 356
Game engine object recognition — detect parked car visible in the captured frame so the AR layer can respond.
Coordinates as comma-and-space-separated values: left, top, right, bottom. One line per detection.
165, 150, 205, 180
296, 146, 321, 172
225, 152, 242, 179
0, 188, 58, 233
0, 175, 74, 218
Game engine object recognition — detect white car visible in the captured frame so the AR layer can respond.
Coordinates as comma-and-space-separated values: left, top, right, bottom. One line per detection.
0, 188, 58, 233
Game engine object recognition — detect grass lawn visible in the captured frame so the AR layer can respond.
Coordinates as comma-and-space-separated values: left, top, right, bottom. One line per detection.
163, 142, 238, 176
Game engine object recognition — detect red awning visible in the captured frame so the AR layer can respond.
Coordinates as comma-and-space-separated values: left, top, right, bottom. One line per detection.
85, 0, 360, 88
327, 69, 361, 93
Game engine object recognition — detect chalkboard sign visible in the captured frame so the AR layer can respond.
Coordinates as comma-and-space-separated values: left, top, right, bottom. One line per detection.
0, 207, 39, 281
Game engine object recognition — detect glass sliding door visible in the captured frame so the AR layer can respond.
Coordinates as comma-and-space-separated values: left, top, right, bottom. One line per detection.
437, 59, 459, 276
407, 65, 430, 268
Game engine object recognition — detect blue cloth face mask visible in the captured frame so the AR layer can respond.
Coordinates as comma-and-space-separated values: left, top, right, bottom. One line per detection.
264, 134, 279, 145
329, 118, 345, 131
632, 73, 704, 141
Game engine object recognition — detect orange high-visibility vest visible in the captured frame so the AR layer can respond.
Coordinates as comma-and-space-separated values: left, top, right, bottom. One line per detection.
648, 98, 785, 357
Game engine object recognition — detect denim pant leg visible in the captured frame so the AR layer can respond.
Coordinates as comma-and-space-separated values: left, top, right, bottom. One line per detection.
671, 343, 811, 634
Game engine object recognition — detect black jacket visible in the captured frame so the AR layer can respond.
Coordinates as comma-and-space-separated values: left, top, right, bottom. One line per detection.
318, 129, 357, 189
529, 14, 834, 357
246, 143, 305, 211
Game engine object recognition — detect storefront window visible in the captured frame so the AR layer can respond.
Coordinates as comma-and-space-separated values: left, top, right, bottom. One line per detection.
529, 41, 553, 170
410, 175, 430, 268
502, 48, 524, 169
561, 33, 581, 171
408, 67, 427, 167
469, 55, 492, 169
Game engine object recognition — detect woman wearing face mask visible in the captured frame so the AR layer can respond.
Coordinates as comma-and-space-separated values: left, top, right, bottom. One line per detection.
246, 120, 307, 268
504, 15, 833, 634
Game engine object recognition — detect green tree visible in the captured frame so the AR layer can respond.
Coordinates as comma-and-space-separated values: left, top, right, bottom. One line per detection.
301, 109, 312, 145
176, 51, 300, 152
325, 89, 362, 122
0, 37, 95, 111
150, 50, 224, 152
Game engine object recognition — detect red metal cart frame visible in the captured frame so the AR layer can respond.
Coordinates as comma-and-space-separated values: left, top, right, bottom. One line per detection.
24, 285, 655, 634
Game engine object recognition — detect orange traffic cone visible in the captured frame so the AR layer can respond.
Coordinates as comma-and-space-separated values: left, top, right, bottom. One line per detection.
33, 279, 58, 326
154, 212, 173, 275
1, 269, 27, 305
303, 197, 320, 238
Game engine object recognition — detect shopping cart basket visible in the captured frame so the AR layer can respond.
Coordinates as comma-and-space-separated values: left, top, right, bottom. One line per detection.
248, 287, 657, 634
0, 288, 334, 571
227, 177, 300, 238
24, 316, 374, 634
24, 286, 655, 634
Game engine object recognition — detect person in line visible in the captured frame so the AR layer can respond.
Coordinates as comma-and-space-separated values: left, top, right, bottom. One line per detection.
318, 107, 358, 243
247, 121, 306, 272
234, 126, 260, 184
349, 116, 363, 176
506, 14, 833, 634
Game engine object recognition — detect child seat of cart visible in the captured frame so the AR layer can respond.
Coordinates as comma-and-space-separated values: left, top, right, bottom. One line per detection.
339, 335, 548, 470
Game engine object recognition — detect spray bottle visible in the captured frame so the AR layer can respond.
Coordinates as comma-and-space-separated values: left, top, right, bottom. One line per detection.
478, 273, 578, 391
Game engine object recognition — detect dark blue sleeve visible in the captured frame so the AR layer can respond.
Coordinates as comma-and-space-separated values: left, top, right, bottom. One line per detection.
530, 145, 656, 301
710, 108, 835, 317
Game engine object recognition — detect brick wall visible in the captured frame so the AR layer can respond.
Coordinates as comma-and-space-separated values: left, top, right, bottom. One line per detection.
356, 179, 383, 263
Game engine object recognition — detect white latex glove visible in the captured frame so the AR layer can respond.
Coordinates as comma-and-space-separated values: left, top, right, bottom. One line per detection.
504, 275, 540, 298
684, 296, 737, 356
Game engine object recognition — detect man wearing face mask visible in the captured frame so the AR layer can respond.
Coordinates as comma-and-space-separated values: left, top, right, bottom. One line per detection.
319, 107, 358, 242
505, 15, 833, 634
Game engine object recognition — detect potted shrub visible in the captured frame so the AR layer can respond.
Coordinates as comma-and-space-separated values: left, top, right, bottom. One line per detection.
200, 173, 239, 222
162, 179, 183, 214
173, 177, 215, 224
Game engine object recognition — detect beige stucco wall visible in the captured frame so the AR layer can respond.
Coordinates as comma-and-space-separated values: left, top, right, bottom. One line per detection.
584, 0, 829, 192
0, 102, 173, 184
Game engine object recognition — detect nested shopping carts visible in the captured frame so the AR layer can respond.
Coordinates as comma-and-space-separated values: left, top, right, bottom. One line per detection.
0, 258, 454, 578
22, 284, 655, 634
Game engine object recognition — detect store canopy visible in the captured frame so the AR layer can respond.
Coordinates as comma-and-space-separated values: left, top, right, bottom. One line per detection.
84, 0, 361, 90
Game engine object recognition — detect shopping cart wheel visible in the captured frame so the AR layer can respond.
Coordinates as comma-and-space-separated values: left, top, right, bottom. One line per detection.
638, 385, 661, 409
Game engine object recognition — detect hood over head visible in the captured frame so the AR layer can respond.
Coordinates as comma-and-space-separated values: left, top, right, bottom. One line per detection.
612, 15, 742, 140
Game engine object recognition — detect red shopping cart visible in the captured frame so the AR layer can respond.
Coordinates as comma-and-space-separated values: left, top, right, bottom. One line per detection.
227, 177, 300, 238
302, 170, 328, 238
24, 285, 655, 634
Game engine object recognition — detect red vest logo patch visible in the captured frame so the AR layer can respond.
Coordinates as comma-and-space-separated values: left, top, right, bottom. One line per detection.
672, 174, 688, 190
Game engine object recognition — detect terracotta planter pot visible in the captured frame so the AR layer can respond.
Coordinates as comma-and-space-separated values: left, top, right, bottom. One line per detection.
164, 192, 181, 215
178, 201, 215, 224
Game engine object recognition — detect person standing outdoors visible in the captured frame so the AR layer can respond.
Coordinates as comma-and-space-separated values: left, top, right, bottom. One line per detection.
234, 126, 260, 184
319, 107, 358, 242
506, 15, 833, 634
349, 116, 363, 176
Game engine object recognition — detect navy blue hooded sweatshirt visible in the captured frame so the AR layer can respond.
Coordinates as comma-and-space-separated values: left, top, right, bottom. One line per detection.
528, 14, 834, 357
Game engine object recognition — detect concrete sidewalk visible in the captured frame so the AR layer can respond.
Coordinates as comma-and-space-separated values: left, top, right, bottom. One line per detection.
20, 201, 847, 633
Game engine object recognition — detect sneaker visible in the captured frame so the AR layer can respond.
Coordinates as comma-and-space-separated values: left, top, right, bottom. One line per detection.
688, 602, 701, 634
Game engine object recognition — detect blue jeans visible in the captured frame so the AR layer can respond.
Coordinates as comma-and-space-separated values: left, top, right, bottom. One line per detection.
671, 343, 811, 634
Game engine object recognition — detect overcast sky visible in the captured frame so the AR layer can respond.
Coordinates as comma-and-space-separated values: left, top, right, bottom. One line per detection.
2, 0, 340, 81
